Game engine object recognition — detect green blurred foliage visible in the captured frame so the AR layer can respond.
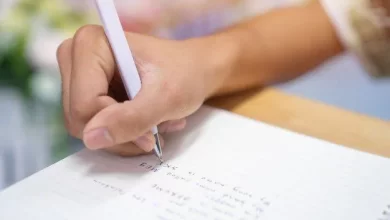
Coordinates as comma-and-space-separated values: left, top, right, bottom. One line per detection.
0, 33, 33, 98
0, 0, 92, 98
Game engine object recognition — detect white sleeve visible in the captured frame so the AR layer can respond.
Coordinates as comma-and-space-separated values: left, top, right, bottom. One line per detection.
320, 0, 390, 78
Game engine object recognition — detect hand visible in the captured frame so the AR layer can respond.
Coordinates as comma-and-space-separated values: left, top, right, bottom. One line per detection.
56, 25, 222, 156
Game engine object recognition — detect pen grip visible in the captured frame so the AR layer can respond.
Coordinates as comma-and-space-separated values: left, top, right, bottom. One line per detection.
95, 0, 142, 100
95, 0, 159, 136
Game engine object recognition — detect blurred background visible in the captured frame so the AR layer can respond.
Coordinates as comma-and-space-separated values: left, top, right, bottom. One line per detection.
0, 0, 389, 191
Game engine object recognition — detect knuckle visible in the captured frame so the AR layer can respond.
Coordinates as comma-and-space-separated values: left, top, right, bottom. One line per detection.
56, 38, 72, 61
70, 104, 90, 124
74, 25, 105, 46
73, 25, 113, 74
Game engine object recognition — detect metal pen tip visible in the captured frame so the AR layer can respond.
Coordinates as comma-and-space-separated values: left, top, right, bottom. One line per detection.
154, 133, 163, 163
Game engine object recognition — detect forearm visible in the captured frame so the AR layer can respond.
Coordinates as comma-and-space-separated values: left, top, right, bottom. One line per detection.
198, 1, 344, 97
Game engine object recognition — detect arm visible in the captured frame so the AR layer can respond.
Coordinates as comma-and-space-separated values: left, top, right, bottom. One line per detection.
56, 0, 389, 156
192, 0, 344, 97
194, 0, 390, 98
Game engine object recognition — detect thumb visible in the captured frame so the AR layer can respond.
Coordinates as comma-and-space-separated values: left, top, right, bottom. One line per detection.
82, 90, 168, 151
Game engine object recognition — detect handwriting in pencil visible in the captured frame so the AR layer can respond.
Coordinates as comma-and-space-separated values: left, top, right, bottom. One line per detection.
233, 186, 253, 198
151, 184, 191, 202
166, 172, 191, 183
131, 160, 272, 220
92, 179, 125, 195
200, 176, 226, 187
138, 162, 178, 172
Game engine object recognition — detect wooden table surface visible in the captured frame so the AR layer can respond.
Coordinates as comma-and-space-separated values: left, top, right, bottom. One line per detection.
207, 88, 390, 158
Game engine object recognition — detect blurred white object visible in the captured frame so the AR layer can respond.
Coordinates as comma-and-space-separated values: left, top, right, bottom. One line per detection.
31, 71, 61, 104
0, 88, 52, 191
0, 88, 28, 187
62, 0, 94, 11
0, 0, 18, 21
241, 0, 305, 17
26, 18, 68, 74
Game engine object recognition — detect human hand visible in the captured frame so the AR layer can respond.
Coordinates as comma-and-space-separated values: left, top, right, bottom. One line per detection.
56, 25, 224, 156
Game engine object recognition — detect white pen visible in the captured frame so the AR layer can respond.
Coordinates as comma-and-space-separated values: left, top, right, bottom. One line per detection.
94, 0, 163, 162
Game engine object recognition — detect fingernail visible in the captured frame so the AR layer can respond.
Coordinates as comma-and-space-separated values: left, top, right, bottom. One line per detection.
134, 135, 154, 152
165, 121, 186, 133
83, 128, 114, 149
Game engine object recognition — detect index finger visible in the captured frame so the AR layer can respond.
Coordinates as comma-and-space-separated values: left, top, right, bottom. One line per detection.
69, 25, 117, 135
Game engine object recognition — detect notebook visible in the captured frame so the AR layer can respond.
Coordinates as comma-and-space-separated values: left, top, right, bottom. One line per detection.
1, 106, 390, 220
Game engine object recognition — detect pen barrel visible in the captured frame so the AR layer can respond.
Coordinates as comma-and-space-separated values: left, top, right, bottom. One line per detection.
95, 0, 160, 139
95, 0, 142, 100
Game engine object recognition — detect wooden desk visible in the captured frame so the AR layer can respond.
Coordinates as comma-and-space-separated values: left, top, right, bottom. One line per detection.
207, 88, 390, 158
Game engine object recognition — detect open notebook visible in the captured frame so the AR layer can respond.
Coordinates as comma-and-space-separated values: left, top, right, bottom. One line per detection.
1, 106, 390, 220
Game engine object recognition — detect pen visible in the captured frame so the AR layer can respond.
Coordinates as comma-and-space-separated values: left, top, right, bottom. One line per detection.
95, 0, 163, 163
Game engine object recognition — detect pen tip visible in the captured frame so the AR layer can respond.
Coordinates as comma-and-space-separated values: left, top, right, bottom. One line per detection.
154, 133, 163, 164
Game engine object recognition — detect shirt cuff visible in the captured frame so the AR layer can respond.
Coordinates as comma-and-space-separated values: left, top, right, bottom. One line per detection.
320, 0, 390, 78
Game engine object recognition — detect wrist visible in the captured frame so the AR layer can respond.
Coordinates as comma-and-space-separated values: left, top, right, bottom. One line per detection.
185, 32, 241, 99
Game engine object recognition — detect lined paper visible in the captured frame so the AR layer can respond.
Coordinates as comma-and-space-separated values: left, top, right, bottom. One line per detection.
80, 106, 390, 220
1, 106, 390, 220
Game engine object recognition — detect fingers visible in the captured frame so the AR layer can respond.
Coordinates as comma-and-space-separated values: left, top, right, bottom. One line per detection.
57, 25, 118, 138
105, 134, 165, 157
57, 24, 188, 154
158, 118, 187, 133
56, 24, 166, 153
104, 143, 146, 157
82, 86, 168, 151
69, 25, 118, 136
57, 38, 74, 135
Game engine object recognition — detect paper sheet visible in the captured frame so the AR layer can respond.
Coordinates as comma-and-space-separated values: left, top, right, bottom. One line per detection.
1, 106, 390, 220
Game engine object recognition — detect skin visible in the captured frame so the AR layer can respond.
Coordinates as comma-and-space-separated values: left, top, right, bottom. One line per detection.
56, 0, 344, 157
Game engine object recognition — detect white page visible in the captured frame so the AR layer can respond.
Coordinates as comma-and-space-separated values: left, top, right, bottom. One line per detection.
0, 140, 169, 219
1, 106, 390, 220
78, 106, 390, 220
